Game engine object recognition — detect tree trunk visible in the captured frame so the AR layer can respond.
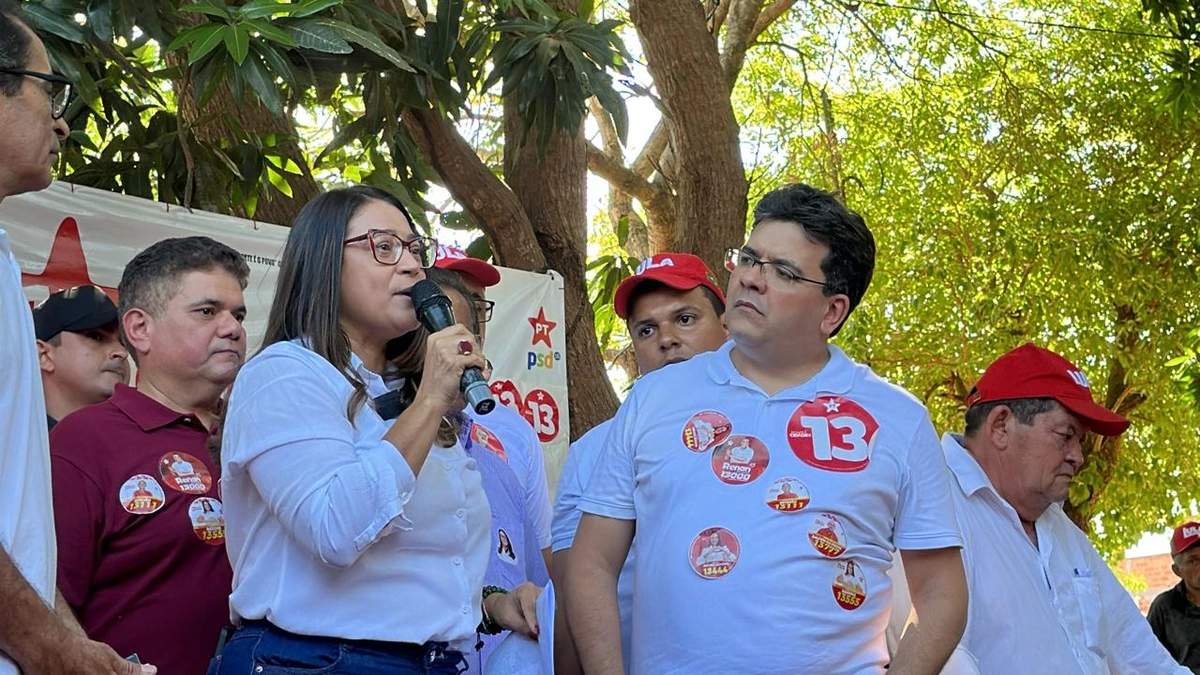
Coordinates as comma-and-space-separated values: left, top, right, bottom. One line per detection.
504, 107, 620, 440
630, 0, 748, 273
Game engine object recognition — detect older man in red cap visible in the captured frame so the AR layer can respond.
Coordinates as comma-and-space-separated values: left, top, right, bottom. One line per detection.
1148, 521, 1200, 673
434, 244, 553, 568
944, 343, 1187, 673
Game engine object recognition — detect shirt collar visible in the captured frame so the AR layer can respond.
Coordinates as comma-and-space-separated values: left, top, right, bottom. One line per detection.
706, 340, 858, 400
348, 351, 405, 398
109, 383, 203, 432
942, 432, 997, 498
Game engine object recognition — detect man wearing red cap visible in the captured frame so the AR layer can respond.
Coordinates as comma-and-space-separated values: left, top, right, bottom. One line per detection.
1148, 522, 1200, 672
568, 184, 967, 674
551, 252, 728, 673
434, 244, 554, 566
944, 342, 1187, 673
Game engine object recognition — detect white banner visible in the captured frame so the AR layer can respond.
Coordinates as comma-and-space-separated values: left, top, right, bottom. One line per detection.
2, 181, 569, 486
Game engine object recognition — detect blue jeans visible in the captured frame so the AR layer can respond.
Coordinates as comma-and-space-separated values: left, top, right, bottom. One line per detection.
207, 622, 469, 675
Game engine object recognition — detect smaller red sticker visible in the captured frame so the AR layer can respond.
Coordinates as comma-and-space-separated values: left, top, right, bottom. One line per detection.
681, 410, 732, 453
765, 477, 810, 513
689, 527, 740, 579
189, 497, 225, 546
832, 559, 868, 610
710, 435, 770, 485
158, 452, 213, 494
120, 474, 165, 515
808, 512, 847, 558
469, 423, 507, 462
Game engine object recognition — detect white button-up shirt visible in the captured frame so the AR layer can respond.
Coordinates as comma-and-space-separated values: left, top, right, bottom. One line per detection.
0, 230, 56, 675
222, 340, 490, 649
943, 433, 1188, 674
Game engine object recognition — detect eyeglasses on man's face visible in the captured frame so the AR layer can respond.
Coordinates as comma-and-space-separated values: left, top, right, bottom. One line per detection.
724, 247, 827, 289
475, 299, 495, 324
0, 69, 73, 120
343, 229, 437, 268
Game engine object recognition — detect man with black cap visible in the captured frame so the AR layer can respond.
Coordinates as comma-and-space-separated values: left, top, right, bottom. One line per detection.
944, 342, 1187, 673
1148, 521, 1200, 673
34, 284, 130, 428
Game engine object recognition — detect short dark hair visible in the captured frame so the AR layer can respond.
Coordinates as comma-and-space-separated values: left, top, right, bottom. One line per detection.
624, 279, 726, 325
752, 184, 875, 337
0, 0, 30, 96
118, 236, 250, 350
963, 397, 1059, 436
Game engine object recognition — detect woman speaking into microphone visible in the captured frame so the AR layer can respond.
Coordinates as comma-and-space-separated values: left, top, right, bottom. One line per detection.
211, 186, 537, 674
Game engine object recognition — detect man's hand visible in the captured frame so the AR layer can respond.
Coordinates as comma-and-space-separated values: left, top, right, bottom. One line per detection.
28, 634, 157, 675
485, 582, 542, 639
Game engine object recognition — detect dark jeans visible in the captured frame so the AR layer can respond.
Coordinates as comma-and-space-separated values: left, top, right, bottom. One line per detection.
207, 621, 468, 675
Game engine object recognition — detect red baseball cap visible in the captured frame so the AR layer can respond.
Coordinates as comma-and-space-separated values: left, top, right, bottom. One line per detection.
433, 244, 501, 287
1172, 521, 1200, 556
613, 253, 725, 320
965, 343, 1130, 437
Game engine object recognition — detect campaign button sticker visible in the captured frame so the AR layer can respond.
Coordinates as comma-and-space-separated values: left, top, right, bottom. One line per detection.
765, 476, 810, 513
808, 512, 847, 558
158, 452, 213, 494
188, 497, 226, 546
832, 559, 868, 610
120, 474, 165, 515
689, 527, 740, 579
468, 422, 507, 463
787, 397, 879, 473
681, 410, 732, 453
710, 434, 769, 485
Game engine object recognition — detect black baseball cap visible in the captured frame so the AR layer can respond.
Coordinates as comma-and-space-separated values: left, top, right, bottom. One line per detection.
33, 285, 120, 341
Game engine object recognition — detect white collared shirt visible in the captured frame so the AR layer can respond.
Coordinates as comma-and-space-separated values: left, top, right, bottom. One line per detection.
222, 340, 491, 649
581, 341, 962, 674
464, 404, 553, 549
943, 433, 1188, 674
0, 230, 56, 675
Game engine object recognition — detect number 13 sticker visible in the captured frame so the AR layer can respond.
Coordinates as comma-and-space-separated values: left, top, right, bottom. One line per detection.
787, 397, 879, 472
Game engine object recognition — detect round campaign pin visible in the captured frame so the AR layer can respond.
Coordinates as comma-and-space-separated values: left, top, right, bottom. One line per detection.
807, 512, 847, 558
188, 497, 226, 546
764, 476, 810, 513
710, 434, 770, 485
786, 396, 880, 473
157, 451, 213, 494
832, 559, 868, 610
688, 527, 741, 579
468, 422, 508, 462
681, 410, 732, 453
119, 474, 166, 515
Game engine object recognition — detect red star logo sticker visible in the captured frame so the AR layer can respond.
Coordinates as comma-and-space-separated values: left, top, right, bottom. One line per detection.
528, 307, 556, 348
21, 217, 118, 304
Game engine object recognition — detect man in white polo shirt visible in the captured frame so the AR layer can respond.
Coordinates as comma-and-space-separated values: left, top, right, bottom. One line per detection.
566, 183, 967, 674
434, 244, 554, 567
944, 343, 1188, 673
551, 252, 728, 674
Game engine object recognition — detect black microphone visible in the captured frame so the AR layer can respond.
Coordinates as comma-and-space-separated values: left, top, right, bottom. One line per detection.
410, 279, 496, 415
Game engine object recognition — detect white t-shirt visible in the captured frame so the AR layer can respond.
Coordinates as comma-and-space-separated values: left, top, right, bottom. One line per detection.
0, 230, 56, 675
552, 419, 636, 668
222, 340, 491, 649
580, 342, 962, 674
943, 433, 1189, 674
465, 403, 553, 549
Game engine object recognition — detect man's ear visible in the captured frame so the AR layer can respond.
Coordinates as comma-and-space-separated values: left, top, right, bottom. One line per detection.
819, 294, 851, 338
36, 339, 54, 374
122, 308, 151, 360
1173, 561, 1183, 579
986, 405, 1015, 450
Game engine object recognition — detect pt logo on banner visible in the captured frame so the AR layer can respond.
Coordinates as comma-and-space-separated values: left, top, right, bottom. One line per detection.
526, 306, 561, 371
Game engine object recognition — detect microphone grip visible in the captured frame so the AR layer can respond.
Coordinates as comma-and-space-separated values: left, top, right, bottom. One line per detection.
462, 369, 495, 414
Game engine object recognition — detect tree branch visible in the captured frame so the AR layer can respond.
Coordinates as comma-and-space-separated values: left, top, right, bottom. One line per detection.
749, 0, 797, 42
586, 144, 672, 214
719, 0, 765, 87
630, 121, 671, 179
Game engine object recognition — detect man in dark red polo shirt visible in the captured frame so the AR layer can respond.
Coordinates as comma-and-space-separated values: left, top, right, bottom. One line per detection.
50, 236, 249, 675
